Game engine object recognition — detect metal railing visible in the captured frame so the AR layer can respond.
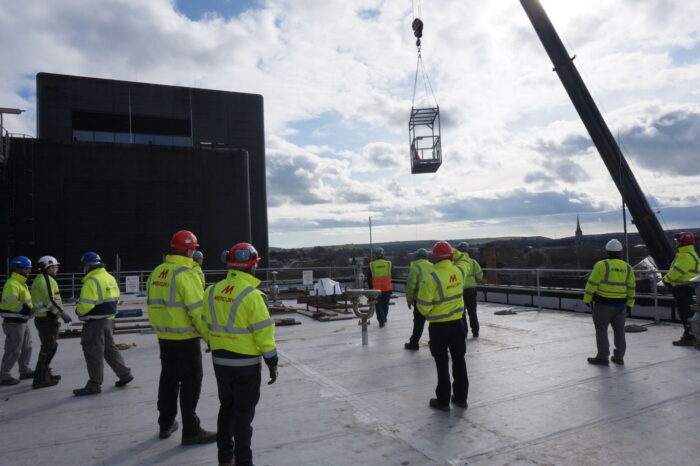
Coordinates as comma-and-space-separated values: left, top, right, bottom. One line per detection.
0, 266, 684, 323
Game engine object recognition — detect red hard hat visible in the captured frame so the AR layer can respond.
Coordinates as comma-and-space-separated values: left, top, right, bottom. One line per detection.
432, 241, 453, 259
170, 230, 200, 250
673, 232, 696, 246
226, 243, 261, 269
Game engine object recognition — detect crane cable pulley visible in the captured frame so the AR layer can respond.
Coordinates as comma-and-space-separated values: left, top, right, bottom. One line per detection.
410, 7, 437, 109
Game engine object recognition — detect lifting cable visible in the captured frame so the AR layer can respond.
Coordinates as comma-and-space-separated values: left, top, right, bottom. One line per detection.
411, 0, 438, 109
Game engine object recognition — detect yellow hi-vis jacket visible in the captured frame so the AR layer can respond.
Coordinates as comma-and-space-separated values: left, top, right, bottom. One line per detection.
583, 258, 635, 307
416, 259, 465, 323
31, 273, 64, 318
369, 259, 393, 291
663, 245, 700, 287
147, 254, 207, 340
0, 272, 33, 321
406, 259, 433, 306
203, 269, 277, 369
453, 250, 483, 289
192, 263, 206, 289
77, 266, 119, 320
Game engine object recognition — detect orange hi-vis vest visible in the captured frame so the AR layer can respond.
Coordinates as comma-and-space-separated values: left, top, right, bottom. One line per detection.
369, 259, 392, 291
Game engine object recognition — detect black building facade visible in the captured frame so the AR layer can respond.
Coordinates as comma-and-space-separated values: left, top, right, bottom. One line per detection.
1, 73, 268, 271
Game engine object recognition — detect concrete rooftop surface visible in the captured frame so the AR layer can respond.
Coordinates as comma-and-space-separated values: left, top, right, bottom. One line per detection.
1, 297, 699, 466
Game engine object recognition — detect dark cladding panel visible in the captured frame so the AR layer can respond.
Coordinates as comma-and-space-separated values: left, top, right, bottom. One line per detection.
3, 138, 257, 271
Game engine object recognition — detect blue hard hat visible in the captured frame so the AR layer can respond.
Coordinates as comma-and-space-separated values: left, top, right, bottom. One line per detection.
81, 251, 102, 266
10, 256, 32, 269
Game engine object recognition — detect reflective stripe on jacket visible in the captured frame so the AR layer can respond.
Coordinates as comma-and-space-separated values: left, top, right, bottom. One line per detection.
31, 273, 63, 318
77, 266, 119, 320
416, 260, 465, 323
663, 245, 700, 287
203, 269, 277, 369
147, 254, 206, 340
0, 272, 33, 321
453, 251, 483, 288
583, 258, 635, 307
192, 264, 206, 289
369, 259, 392, 291
406, 259, 433, 305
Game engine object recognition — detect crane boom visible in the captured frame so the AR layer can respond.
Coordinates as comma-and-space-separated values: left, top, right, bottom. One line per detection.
519, 0, 675, 269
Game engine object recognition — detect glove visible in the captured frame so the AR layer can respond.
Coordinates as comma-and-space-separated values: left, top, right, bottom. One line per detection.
626, 306, 632, 315
267, 365, 278, 385
584, 302, 591, 309
19, 304, 32, 317
407, 302, 412, 310
205, 344, 211, 353
61, 313, 73, 324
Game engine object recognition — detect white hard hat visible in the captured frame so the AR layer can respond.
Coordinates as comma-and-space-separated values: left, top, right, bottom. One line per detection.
605, 239, 623, 252
37, 255, 60, 270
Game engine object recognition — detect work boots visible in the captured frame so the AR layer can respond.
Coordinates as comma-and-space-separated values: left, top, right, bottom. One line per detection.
0, 377, 20, 386
181, 428, 217, 446
404, 341, 419, 350
19, 370, 35, 380
587, 357, 609, 366
672, 336, 697, 347
115, 374, 134, 387
73, 381, 101, 396
429, 398, 450, 412
159, 420, 179, 439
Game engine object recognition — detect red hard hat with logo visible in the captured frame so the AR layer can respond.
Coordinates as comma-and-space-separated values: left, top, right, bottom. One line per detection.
171, 230, 200, 250
432, 241, 453, 259
226, 243, 261, 269
673, 232, 696, 246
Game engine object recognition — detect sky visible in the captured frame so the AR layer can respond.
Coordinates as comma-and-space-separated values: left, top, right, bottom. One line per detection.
1, 0, 699, 248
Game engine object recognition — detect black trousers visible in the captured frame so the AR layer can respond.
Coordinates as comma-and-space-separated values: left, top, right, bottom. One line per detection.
428, 319, 468, 404
157, 338, 203, 437
408, 308, 426, 344
671, 286, 695, 338
375, 291, 392, 324
214, 366, 261, 466
461, 288, 479, 335
33, 317, 60, 384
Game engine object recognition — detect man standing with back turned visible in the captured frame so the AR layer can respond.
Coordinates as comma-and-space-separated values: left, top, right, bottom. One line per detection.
417, 241, 468, 411
404, 248, 433, 350
367, 248, 393, 328
204, 242, 278, 466
74, 252, 133, 395
583, 239, 635, 365
147, 230, 216, 445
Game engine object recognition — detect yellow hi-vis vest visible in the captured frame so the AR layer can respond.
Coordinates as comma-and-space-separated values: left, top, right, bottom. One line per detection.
453, 250, 483, 288
77, 266, 119, 320
192, 263, 206, 289
663, 245, 700, 287
583, 258, 635, 307
369, 259, 392, 291
0, 272, 33, 321
406, 259, 433, 305
31, 273, 64, 318
203, 269, 277, 368
416, 259, 465, 323
147, 254, 206, 340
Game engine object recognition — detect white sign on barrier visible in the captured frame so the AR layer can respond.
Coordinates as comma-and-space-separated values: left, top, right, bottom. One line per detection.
302, 270, 313, 286
125, 276, 140, 294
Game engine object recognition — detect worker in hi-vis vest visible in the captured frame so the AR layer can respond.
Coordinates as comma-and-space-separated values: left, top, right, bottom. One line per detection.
31, 255, 71, 389
74, 252, 133, 396
192, 250, 206, 289
663, 232, 700, 348
0, 256, 34, 385
453, 242, 484, 338
583, 239, 635, 366
417, 241, 468, 412
404, 248, 433, 350
366, 248, 393, 327
203, 242, 277, 466
146, 230, 215, 445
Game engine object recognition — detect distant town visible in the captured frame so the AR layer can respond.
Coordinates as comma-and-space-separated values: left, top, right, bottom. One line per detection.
270, 222, 700, 270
